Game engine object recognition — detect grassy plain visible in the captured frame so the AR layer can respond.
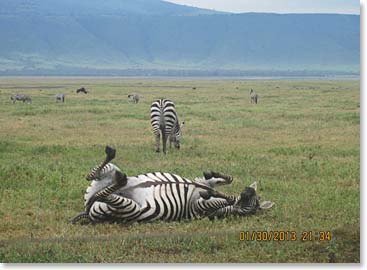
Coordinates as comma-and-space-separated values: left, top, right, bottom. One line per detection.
0, 77, 360, 263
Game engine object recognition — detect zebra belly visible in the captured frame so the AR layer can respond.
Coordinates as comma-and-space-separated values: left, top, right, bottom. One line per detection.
135, 183, 198, 222
87, 172, 205, 223
110, 183, 200, 223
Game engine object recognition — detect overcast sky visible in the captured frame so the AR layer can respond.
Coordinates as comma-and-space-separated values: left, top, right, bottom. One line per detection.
164, 0, 360, 14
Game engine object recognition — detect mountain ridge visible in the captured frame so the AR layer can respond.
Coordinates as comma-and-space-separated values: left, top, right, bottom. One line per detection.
0, 0, 360, 75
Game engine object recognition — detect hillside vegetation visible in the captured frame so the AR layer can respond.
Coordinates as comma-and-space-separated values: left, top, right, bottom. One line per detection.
0, 0, 360, 75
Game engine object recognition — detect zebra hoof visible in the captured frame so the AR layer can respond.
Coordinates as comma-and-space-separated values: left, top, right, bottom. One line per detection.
211, 172, 233, 183
208, 215, 215, 221
203, 171, 213, 180
105, 146, 116, 160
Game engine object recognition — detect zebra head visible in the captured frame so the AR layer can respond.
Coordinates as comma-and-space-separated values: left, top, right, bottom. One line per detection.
170, 121, 184, 149
234, 182, 274, 215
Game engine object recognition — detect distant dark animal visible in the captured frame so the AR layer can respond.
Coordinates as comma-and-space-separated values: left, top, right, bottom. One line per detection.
128, 93, 140, 104
76, 87, 88, 94
192, 87, 196, 90
150, 98, 184, 154
11, 93, 32, 104
249, 89, 258, 104
55, 93, 65, 102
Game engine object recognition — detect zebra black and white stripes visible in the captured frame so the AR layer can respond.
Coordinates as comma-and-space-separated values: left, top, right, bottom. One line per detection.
78, 168, 237, 224
55, 93, 65, 102
128, 93, 140, 103
72, 146, 274, 224
250, 89, 258, 104
150, 99, 183, 154
11, 93, 32, 104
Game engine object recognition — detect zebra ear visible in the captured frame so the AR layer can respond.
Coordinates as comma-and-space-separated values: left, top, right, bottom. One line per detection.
249, 181, 257, 191
180, 121, 185, 128
260, 201, 275, 210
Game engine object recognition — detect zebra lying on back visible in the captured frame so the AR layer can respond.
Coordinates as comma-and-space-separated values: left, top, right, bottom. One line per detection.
151, 98, 184, 154
55, 93, 65, 102
71, 146, 274, 224
128, 93, 140, 103
250, 89, 258, 104
11, 93, 32, 104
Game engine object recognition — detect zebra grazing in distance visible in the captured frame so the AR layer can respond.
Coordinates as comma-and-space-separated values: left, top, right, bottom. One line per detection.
55, 93, 65, 102
11, 93, 32, 104
128, 93, 140, 104
250, 89, 258, 104
76, 87, 88, 94
151, 98, 184, 154
71, 146, 274, 224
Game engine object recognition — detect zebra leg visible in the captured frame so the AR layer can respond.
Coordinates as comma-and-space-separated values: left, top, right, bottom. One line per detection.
155, 132, 160, 152
195, 196, 234, 218
86, 145, 116, 180
208, 206, 235, 220
203, 171, 233, 184
207, 188, 259, 220
200, 190, 236, 205
209, 183, 273, 220
89, 194, 142, 223
85, 170, 127, 213
162, 134, 168, 154
169, 135, 172, 149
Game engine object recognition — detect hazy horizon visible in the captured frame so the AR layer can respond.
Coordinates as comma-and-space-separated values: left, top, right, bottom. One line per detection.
164, 0, 360, 14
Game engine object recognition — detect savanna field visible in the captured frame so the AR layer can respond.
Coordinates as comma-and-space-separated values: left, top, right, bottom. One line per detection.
0, 77, 360, 263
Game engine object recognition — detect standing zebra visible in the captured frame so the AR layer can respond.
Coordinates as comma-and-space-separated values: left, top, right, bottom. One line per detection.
150, 98, 183, 154
250, 89, 258, 104
128, 93, 140, 103
71, 146, 274, 224
11, 93, 32, 104
55, 93, 65, 103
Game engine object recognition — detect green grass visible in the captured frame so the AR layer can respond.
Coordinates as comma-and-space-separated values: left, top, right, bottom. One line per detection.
0, 78, 360, 263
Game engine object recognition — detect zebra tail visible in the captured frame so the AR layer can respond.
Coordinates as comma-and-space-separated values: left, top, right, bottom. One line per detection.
70, 212, 92, 225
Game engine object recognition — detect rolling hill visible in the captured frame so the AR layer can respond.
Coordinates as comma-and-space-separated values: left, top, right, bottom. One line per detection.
0, 0, 360, 75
